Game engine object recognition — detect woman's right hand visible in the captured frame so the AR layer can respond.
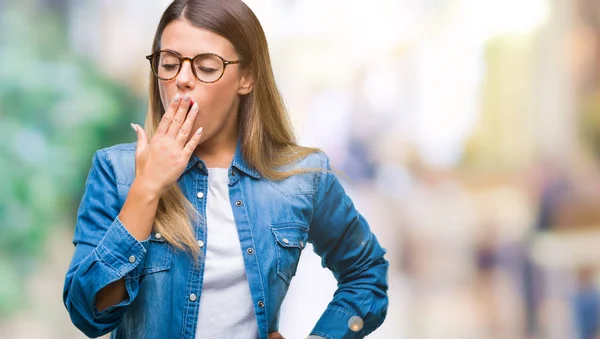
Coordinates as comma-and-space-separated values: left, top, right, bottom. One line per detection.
131, 93, 203, 196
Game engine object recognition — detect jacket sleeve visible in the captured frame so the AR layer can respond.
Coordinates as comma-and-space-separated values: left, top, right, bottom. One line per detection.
307, 153, 389, 339
63, 149, 148, 338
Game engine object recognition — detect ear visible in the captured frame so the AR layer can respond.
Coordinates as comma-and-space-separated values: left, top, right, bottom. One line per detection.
237, 68, 254, 95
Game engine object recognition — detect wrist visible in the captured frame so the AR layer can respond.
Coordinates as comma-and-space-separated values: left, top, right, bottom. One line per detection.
130, 178, 163, 201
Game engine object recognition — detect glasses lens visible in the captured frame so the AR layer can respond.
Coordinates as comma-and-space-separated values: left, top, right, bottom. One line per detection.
193, 54, 224, 82
153, 51, 181, 80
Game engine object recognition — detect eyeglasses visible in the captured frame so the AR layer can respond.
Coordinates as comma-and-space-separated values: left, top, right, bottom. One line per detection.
146, 50, 243, 83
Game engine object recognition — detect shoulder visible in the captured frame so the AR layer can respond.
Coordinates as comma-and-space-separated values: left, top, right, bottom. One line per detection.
279, 149, 331, 173
91, 142, 136, 186
96, 142, 136, 159
296, 150, 330, 170
262, 150, 332, 196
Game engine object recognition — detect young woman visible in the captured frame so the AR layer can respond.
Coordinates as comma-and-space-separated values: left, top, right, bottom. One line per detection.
63, 1, 388, 338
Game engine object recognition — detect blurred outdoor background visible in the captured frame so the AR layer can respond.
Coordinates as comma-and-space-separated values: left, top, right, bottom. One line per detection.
2, 0, 600, 338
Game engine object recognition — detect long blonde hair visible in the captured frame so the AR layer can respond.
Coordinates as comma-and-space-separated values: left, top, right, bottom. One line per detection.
145, 0, 320, 256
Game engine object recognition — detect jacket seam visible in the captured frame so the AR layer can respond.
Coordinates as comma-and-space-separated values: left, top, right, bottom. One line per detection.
311, 153, 326, 207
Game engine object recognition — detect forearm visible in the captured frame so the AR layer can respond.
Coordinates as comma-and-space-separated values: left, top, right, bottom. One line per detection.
94, 179, 160, 311
64, 217, 148, 337
95, 278, 127, 312
118, 178, 161, 241
310, 257, 389, 339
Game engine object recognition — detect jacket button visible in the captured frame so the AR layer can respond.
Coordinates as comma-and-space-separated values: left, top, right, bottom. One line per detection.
258, 301, 265, 308
282, 238, 290, 244
197, 192, 204, 199
128, 255, 136, 263
348, 316, 364, 332
235, 200, 242, 207
155, 232, 162, 239
189, 294, 197, 301
246, 248, 254, 255
197, 240, 204, 248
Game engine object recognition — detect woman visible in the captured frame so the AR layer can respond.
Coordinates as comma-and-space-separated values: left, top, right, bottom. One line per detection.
63, 1, 388, 338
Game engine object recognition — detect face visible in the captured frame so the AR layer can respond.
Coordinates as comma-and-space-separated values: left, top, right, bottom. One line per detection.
157, 19, 253, 149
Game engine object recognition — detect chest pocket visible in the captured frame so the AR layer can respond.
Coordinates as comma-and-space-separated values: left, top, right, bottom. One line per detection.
271, 223, 309, 283
141, 232, 173, 276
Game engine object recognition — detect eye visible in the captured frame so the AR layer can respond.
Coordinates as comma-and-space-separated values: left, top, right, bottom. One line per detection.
197, 66, 218, 73
161, 64, 179, 70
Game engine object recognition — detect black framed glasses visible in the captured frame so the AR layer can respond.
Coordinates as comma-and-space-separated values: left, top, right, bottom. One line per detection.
146, 49, 243, 83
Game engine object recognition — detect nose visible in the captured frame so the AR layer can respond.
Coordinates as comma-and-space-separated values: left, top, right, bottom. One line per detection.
175, 59, 196, 89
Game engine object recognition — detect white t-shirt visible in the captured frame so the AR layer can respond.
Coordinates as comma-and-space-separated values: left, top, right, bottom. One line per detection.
195, 168, 258, 339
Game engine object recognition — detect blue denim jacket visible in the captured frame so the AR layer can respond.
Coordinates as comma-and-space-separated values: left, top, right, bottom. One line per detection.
63, 142, 389, 339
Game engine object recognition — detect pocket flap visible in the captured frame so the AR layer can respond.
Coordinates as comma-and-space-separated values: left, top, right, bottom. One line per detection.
271, 224, 308, 249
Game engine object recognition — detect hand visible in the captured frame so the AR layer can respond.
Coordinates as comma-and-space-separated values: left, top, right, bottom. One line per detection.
131, 93, 203, 196
268, 331, 285, 339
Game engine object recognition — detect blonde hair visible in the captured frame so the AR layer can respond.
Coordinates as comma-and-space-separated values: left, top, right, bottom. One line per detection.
145, 0, 320, 256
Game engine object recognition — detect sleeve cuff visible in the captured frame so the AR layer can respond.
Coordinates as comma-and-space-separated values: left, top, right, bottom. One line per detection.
95, 216, 147, 278
310, 306, 367, 339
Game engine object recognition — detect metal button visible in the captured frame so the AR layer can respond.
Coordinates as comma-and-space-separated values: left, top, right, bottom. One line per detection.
197, 240, 204, 248
246, 247, 254, 255
258, 301, 265, 308
155, 232, 162, 240
348, 316, 364, 332
197, 191, 204, 199
282, 238, 290, 244
197, 162, 204, 169
189, 294, 197, 302
128, 255, 136, 263
235, 200, 242, 207
231, 170, 236, 177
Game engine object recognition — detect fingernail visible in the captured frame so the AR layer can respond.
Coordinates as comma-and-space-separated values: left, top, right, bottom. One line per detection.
183, 94, 191, 102
196, 127, 203, 135
130, 123, 137, 132
173, 93, 181, 102
191, 102, 198, 111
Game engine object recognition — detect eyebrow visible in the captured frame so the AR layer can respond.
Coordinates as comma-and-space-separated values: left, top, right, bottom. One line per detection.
159, 48, 230, 58
160, 48, 210, 57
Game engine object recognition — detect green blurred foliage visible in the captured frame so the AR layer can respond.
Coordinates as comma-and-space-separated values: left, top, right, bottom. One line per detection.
0, 4, 145, 317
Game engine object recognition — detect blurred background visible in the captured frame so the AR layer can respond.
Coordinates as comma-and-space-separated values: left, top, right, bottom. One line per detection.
2, 0, 600, 338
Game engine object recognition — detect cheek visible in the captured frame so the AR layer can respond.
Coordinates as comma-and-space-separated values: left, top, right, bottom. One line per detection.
196, 81, 239, 115
158, 83, 172, 110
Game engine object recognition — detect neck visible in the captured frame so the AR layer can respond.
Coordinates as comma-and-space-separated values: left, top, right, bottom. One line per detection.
194, 130, 238, 169
194, 100, 242, 169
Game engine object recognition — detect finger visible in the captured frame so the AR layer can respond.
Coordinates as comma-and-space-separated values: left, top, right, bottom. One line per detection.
155, 93, 182, 137
174, 102, 198, 147
131, 123, 148, 157
182, 127, 203, 158
166, 94, 192, 138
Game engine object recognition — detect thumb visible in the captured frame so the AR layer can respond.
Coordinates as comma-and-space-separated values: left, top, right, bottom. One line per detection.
131, 123, 148, 156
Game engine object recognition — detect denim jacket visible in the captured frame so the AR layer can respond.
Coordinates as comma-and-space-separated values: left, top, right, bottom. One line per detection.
63, 142, 389, 339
